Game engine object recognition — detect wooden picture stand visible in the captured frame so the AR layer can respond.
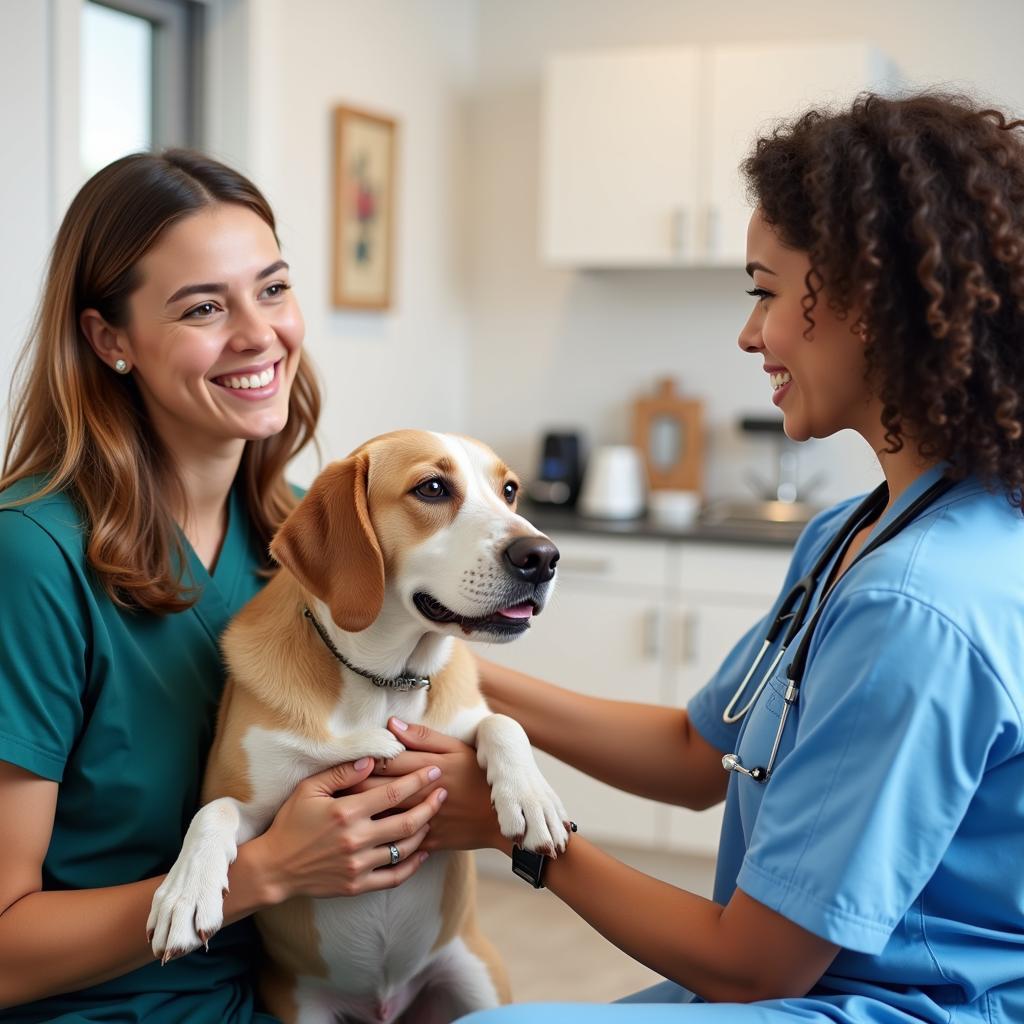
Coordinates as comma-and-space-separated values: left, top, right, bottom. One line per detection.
632, 377, 704, 494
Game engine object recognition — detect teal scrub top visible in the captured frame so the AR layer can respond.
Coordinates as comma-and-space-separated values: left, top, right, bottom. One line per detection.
0, 476, 280, 1023
688, 466, 1024, 1023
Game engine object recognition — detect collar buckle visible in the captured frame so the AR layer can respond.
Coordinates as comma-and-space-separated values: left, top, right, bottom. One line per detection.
303, 607, 431, 691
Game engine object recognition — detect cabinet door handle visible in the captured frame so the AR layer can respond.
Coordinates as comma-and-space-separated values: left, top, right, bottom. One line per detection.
705, 205, 720, 260
679, 609, 697, 665
643, 608, 662, 661
671, 207, 688, 260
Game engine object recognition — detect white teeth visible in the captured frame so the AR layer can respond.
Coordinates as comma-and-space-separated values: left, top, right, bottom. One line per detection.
218, 365, 276, 390
770, 371, 792, 391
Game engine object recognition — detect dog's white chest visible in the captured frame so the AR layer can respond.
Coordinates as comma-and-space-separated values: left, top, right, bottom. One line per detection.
240, 685, 431, 812
326, 682, 430, 740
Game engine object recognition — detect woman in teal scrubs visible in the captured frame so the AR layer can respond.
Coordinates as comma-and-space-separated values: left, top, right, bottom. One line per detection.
374, 93, 1024, 1022
0, 152, 445, 1021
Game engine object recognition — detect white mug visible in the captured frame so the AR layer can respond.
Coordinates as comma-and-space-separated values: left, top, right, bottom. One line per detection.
649, 489, 701, 528
579, 445, 646, 520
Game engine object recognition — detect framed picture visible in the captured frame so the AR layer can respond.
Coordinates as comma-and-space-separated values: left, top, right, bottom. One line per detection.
332, 105, 397, 310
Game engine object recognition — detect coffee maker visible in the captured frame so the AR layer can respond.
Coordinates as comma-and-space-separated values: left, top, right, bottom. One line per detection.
527, 431, 584, 507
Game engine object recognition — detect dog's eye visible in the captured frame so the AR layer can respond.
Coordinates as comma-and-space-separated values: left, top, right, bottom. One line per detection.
413, 479, 449, 500
502, 481, 518, 505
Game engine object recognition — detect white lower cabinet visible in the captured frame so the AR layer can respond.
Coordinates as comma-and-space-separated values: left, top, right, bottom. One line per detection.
487, 532, 790, 855
662, 601, 767, 855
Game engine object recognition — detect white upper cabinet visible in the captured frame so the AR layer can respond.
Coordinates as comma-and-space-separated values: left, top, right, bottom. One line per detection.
540, 41, 896, 268
540, 48, 703, 267
705, 42, 897, 266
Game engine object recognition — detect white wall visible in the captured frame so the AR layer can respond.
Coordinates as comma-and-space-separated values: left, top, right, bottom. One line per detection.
1, 0, 478, 488
1, 1, 56, 421
10, 0, 1024, 503
212, 0, 478, 484
466, 0, 1024, 504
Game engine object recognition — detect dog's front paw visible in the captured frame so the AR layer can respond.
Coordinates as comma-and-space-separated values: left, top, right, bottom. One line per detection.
340, 727, 407, 765
147, 803, 238, 964
491, 768, 570, 857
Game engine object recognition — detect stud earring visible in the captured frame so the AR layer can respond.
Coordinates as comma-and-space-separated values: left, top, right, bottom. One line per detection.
114, 358, 130, 374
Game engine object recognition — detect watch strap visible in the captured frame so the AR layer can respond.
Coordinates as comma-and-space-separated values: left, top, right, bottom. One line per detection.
511, 821, 577, 889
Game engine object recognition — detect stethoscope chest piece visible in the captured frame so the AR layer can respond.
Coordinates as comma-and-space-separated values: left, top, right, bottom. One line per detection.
721, 753, 768, 783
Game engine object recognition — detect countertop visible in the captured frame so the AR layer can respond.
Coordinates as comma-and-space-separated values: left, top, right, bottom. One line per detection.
519, 500, 805, 548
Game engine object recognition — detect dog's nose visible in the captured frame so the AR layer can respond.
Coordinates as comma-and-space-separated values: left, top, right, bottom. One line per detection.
503, 536, 560, 585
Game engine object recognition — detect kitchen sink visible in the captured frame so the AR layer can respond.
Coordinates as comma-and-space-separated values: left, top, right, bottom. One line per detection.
700, 499, 820, 527
698, 499, 821, 542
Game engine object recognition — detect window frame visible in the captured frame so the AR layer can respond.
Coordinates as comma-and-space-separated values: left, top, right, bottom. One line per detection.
85, 0, 204, 150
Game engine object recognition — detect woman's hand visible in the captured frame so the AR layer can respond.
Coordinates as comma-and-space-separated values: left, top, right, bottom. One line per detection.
359, 718, 507, 854
251, 757, 447, 904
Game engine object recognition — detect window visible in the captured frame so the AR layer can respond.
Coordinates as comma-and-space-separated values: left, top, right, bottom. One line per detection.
80, 0, 202, 177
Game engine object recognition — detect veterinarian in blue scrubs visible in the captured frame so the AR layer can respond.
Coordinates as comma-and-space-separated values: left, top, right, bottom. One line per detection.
0, 152, 443, 1021
378, 93, 1024, 1023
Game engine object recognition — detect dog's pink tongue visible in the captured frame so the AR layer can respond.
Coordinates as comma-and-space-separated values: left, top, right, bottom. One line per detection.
499, 603, 534, 619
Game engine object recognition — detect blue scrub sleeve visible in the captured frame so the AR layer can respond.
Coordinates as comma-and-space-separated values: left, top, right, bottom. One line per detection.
737, 586, 1022, 954
0, 510, 89, 781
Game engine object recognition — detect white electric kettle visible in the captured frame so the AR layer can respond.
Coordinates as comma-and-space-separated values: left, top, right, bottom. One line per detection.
578, 445, 646, 520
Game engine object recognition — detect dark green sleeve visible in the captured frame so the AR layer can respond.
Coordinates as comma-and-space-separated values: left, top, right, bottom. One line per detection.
0, 509, 89, 781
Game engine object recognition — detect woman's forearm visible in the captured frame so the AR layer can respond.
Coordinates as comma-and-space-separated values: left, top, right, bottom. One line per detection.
506, 836, 836, 1003
0, 840, 271, 1010
479, 658, 726, 808
545, 838, 736, 1000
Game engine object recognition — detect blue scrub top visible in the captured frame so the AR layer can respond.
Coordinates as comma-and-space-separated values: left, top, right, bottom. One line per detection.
688, 466, 1024, 1023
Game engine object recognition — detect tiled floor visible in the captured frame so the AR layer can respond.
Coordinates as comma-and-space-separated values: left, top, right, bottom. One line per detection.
473, 847, 716, 1005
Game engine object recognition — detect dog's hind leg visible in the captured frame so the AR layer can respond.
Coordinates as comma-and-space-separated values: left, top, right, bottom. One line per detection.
399, 936, 504, 1024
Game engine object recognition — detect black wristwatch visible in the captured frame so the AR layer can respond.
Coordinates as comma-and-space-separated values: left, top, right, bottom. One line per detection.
511, 821, 577, 889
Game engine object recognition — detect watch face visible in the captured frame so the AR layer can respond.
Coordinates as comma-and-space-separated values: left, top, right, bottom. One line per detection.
512, 823, 575, 888
512, 862, 538, 884
512, 846, 546, 888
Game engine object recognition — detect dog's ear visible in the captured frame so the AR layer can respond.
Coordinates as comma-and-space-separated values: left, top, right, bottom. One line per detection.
270, 454, 384, 631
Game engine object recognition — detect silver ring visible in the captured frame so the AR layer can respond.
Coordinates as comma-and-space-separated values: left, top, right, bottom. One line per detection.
387, 843, 400, 866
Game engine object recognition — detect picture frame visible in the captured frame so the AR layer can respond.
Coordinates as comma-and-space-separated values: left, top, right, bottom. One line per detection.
632, 377, 704, 495
332, 104, 397, 310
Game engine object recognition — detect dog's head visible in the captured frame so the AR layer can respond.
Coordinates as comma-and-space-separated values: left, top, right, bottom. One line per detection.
270, 430, 558, 643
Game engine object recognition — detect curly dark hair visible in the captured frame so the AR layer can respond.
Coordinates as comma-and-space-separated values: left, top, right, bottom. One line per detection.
742, 91, 1024, 507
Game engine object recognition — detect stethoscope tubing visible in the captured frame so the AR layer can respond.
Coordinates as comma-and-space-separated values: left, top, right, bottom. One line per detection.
721, 640, 788, 724
722, 475, 957, 784
720, 483, 888, 728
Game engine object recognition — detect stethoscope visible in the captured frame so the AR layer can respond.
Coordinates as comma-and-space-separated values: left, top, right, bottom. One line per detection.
721, 475, 956, 784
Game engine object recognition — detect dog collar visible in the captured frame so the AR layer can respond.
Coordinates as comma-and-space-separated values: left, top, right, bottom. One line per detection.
302, 607, 431, 691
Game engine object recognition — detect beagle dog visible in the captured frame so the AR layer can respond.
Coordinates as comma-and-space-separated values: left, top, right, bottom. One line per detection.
147, 430, 569, 1024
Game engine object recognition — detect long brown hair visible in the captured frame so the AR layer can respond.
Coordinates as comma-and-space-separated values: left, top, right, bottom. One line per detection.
1, 149, 321, 612
742, 92, 1024, 507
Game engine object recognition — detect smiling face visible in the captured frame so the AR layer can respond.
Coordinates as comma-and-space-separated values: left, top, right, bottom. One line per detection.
100, 202, 304, 463
738, 208, 880, 445
365, 431, 559, 643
